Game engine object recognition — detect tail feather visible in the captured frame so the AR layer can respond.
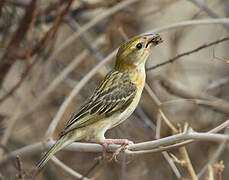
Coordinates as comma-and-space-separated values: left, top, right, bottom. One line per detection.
36, 137, 68, 170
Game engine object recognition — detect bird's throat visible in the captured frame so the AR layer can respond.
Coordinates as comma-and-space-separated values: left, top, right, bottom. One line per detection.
127, 64, 146, 89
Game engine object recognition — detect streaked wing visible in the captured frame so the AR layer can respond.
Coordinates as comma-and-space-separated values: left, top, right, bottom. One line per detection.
60, 70, 137, 137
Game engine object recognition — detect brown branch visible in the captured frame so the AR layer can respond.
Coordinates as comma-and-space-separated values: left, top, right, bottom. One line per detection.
38, 0, 66, 16
0, 0, 73, 104
146, 36, 229, 71
10, 0, 123, 25
213, 161, 224, 180
5, 0, 30, 8
0, 0, 37, 86
15, 156, 25, 180
0, 59, 37, 103
18, 0, 74, 59
29, 0, 73, 56
0, 0, 6, 16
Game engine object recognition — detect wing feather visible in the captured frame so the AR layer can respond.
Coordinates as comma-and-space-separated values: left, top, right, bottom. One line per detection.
59, 71, 137, 137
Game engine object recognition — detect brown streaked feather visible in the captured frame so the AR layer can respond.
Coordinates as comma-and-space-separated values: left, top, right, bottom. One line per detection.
59, 70, 137, 137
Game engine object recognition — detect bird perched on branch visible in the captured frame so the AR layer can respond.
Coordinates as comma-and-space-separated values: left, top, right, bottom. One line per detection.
36, 33, 163, 171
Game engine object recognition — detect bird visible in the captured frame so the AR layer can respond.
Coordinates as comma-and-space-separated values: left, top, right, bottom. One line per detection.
36, 33, 163, 171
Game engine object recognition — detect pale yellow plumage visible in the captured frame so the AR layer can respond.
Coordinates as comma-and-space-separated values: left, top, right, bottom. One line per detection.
36, 33, 163, 171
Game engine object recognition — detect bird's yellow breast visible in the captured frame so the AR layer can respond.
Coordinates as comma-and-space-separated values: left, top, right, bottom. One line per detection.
129, 65, 146, 90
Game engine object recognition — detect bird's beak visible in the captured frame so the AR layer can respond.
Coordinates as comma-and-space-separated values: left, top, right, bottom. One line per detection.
145, 33, 163, 48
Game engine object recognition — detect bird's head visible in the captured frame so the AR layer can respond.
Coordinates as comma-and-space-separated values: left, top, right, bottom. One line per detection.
115, 33, 162, 71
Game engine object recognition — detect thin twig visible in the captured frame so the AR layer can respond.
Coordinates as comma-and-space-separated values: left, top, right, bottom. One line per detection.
155, 105, 182, 179
146, 18, 229, 35
206, 76, 229, 91
135, 107, 156, 132
159, 112, 198, 180
0, 0, 37, 85
45, 50, 117, 138
187, 0, 229, 30
0, 0, 6, 16
15, 156, 25, 180
80, 160, 100, 180
197, 127, 229, 178
144, 83, 182, 178
148, 82, 198, 180
0, 56, 37, 103
179, 147, 198, 180
65, 17, 104, 61
45, 0, 139, 64
0, 56, 39, 146
159, 110, 178, 133
207, 164, 214, 180
51, 156, 90, 180
209, 119, 229, 133
198, 141, 226, 178
145, 83, 197, 179
0, 0, 73, 104
3, 37, 102, 142
147, 36, 229, 71
155, 113, 162, 139
159, 77, 229, 114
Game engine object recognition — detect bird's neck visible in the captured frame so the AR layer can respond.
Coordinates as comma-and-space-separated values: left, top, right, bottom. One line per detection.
115, 63, 146, 88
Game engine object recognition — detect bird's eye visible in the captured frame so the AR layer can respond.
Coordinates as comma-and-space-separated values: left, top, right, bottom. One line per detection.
136, 43, 143, 50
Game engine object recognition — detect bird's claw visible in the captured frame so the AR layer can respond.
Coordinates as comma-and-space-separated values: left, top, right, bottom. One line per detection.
109, 144, 129, 162
100, 139, 133, 161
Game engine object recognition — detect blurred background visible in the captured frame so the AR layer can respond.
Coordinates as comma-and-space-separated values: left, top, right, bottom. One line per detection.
0, 0, 229, 179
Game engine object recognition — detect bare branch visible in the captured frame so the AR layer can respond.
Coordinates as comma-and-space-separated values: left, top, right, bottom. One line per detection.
147, 36, 229, 71
51, 156, 90, 180
146, 18, 229, 34
0, 0, 37, 85
187, 0, 229, 30
2, 130, 229, 165
159, 77, 229, 114
45, 50, 117, 138
45, 0, 139, 64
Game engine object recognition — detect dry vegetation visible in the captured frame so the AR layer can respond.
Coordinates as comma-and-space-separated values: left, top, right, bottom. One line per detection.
0, 0, 229, 179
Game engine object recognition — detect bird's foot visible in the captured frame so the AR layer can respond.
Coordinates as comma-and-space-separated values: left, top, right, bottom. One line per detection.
101, 139, 133, 161
103, 139, 133, 146
109, 144, 128, 162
